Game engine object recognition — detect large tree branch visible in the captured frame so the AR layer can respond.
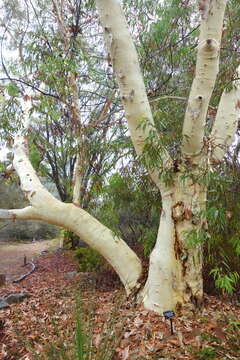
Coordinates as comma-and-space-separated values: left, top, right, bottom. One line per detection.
0, 207, 37, 220
13, 134, 141, 291
210, 68, 240, 161
13, 133, 59, 208
96, 0, 170, 188
1, 97, 142, 293
182, 0, 227, 157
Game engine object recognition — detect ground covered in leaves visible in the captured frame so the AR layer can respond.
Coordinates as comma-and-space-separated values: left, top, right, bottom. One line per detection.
0, 250, 240, 360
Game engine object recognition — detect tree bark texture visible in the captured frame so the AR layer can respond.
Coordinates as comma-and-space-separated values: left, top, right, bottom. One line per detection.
141, 175, 206, 314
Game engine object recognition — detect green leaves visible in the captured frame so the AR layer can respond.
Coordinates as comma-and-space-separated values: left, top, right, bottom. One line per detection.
202, 207, 227, 233
137, 117, 167, 173
6, 83, 20, 97
210, 268, 240, 295
95, 170, 160, 256
184, 228, 210, 249
74, 248, 102, 272
29, 143, 42, 170
230, 234, 240, 256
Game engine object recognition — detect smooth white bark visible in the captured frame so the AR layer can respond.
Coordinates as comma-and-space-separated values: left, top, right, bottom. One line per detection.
0, 202, 141, 293
96, 0, 231, 314
0, 207, 36, 220
182, 0, 227, 157
96, 0, 153, 151
211, 68, 240, 161
140, 191, 180, 313
96, 0, 170, 189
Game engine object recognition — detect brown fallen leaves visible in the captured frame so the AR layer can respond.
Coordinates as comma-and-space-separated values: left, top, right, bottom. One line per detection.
0, 251, 240, 360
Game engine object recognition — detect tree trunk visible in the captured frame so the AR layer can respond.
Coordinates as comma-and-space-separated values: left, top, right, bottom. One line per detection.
141, 175, 206, 314
0, 274, 6, 287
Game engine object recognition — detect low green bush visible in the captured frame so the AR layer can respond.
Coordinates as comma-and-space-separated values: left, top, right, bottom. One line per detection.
61, 229, 81, 249
195, 347, 217, 360
74, 247, 102, 272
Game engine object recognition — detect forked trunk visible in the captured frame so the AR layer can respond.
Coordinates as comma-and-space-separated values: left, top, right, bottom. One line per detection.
141, 174, 206, 314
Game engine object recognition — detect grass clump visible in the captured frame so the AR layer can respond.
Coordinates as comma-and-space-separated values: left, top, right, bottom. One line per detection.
29, 291, 126, 360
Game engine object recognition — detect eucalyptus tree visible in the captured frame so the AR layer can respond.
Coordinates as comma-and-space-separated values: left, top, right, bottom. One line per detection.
96, 0, 240, 313
0, 0, 239, 315
121, 0, 240, 296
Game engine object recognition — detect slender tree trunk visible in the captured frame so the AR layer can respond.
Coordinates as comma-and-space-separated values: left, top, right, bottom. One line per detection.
141, 174, 206, 314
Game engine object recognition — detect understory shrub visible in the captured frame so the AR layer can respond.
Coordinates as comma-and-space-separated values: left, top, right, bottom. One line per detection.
74, 247, 102, 272
62, 229, 83, 249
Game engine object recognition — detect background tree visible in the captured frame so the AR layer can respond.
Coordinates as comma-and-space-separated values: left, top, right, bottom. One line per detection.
0, 0, 127, 206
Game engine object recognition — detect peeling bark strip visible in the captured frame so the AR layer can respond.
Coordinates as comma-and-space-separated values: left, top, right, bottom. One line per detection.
172, 202, 185, 221
0, 274, 6, 286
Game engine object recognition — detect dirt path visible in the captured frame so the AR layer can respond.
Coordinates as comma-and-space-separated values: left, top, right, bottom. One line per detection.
0, 239, 62, 281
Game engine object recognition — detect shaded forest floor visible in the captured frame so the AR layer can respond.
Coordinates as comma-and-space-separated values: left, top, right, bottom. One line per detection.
0, 249, 240, 360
